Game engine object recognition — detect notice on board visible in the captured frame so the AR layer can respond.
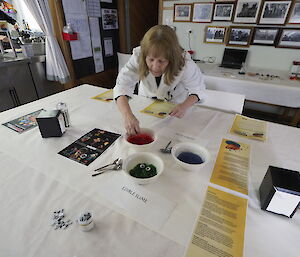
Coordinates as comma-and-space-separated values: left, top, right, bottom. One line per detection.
185, 186, 247, 257
210, 139, 250, 195
230, 114, 267, 142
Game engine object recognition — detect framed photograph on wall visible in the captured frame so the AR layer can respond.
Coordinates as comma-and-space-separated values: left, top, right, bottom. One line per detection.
233, 0, 262, 23
288, 1, 300, 24
192, 2, 214, 23
276, 28, 300, 49
204, 26, 227, 44
174, 4, 192, 22
227, 26, 253, 47
259, 0, 292, 25
213, 2, 235, 21
251, 27, 280, 46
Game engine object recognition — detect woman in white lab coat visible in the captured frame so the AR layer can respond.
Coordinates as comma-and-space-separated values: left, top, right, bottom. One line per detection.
114, 25, 206, 135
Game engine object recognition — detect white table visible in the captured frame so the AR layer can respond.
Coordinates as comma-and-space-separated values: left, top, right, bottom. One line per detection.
0, 84, 299, 257
198, 63, 300, 108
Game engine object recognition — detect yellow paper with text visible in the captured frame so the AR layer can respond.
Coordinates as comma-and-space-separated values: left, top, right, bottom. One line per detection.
230, 114, 267, 142
210, 139, 250, 195
92, 89, 114, 102
140, 100, 176, 118
185, 186, 248, 257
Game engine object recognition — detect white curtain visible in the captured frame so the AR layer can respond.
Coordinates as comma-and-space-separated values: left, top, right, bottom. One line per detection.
23, 0, 70, 84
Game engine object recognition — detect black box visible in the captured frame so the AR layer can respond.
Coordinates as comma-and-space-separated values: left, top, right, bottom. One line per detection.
36, 110, 65, 138
259, 166, 300, 218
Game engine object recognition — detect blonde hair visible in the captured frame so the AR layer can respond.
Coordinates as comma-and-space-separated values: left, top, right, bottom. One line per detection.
138, 25, 185, 85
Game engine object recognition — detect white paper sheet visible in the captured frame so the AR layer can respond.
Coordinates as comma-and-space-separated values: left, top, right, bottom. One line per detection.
104, 37, 113, 57
86, 0, 101, 17
99, 174, 177, 230
89, 17, 104, 73
62, 0, 93, 60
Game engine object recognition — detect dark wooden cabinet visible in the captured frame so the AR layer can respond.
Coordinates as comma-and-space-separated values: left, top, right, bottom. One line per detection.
0, 62, 38, 112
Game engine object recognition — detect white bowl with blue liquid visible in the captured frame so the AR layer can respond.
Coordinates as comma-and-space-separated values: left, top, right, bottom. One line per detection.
171, 142, 210, 171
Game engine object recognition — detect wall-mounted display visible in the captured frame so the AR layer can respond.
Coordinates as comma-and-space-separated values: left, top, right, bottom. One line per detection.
251, 27, 280, 46
101, 9, 118, 30
192, 2, 214, 23
174, 4, 192, 22
288, 1, 300, 24
204, 26, 227, 44
227, 26, 253, 47
276, 28, 300, 49
213, 2, 235, 21
259, 0, 292, 25
233, 0, 262, 23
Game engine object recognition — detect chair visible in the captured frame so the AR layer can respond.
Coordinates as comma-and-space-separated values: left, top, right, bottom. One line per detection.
117, 52, 131, 72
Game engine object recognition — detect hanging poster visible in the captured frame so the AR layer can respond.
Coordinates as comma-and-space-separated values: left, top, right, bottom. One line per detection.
101, 9, 118, 30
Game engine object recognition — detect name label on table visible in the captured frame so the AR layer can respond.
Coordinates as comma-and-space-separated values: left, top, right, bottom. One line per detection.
121, 185, 148, 204
99, 174, 176, 230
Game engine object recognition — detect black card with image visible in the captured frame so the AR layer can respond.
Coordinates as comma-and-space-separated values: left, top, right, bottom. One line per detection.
59, 128, 121, 166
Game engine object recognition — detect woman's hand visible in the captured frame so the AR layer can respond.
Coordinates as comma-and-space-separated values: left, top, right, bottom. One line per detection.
169, 103, 188, 118
169, 94, 199, 118
116, 95, 140, 134
124, 113, 140, 135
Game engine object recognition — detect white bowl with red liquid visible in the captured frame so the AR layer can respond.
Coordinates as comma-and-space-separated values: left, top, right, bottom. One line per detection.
124, 128, 157, 150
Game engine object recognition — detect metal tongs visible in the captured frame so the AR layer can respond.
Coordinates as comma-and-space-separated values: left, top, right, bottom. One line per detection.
92, 158, 122, 177
160, 141, 172, 154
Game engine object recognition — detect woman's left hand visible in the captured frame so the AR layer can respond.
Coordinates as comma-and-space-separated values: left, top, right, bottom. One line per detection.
169, 103, 188, 118
169, 95, 199, 118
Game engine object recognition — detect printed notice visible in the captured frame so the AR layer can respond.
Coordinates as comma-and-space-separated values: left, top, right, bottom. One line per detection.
210, 139, 250, 195
92, 90, 113, 102
185, 186, 248, 257
230, 114, 267, 142
98, 174, 176, 230
140, 100, 176, 118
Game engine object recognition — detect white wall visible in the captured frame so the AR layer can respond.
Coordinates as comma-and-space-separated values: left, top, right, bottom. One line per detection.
162, 0, 300, 72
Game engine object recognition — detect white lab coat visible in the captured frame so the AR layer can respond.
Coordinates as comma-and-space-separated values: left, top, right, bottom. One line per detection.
114, 46, 206, 103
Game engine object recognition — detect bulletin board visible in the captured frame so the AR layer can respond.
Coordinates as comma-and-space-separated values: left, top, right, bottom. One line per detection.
61, 0, 119, 79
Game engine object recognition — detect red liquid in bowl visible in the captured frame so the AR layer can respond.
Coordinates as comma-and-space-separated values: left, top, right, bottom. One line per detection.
127, 133, 154, 145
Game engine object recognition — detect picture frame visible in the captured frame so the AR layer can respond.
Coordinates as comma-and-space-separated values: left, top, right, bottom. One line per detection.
251, 27, 280, 46
213, 2, 235, 21
276, 28, 300, 49
259, 0, 292, 25
288, 1, 300, 24
101, 9, 118, 30
227, 26, 253, 47
174, 4, 192, 22
192, 2, 214, 23
204, 26, 227, 44
233, 0, 262, 23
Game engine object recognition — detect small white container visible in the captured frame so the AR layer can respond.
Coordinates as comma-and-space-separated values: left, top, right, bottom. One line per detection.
77, 211, 94, 232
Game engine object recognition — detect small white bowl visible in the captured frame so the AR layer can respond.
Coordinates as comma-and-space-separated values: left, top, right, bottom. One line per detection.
171, 142, 210, 171
122, 152, 164, 185
124, 128, 157, 150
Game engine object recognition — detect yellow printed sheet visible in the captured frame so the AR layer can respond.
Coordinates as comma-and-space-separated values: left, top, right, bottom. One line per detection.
185, 186, 248, 257
140, 100, 176, 118
230, 114, 267, 142
210, 139, 250, 195
91, 89, 114, 102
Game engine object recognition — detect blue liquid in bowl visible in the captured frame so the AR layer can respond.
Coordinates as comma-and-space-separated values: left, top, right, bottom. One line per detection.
177, 151, 203, 164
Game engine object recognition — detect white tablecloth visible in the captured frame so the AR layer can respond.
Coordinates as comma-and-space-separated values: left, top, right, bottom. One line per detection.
0, 84, 299, 257
198, 63, 300, 108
